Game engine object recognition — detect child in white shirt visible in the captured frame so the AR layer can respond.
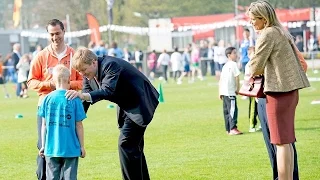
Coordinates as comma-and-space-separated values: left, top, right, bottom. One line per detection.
219, 47, 242, 135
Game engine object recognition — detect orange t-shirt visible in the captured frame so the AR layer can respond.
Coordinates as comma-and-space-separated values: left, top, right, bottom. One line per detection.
27, 45, 83, 105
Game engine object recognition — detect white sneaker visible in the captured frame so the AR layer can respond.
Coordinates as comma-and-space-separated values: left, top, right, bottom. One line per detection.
177, 80, 182, 85
249, 128, 256, 133
256, 126, 262, 131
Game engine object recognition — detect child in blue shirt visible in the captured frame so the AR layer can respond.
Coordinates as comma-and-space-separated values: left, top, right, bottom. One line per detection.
38, 64, 86, 180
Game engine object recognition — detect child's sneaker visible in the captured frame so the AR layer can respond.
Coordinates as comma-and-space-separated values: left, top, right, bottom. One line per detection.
249, 128, 256, 133
256, 126, 262, 131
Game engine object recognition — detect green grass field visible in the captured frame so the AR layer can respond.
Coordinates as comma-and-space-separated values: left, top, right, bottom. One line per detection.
0, 74, 319, 180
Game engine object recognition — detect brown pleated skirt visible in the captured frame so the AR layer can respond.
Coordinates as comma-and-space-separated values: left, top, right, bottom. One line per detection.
266, 90, 299, 144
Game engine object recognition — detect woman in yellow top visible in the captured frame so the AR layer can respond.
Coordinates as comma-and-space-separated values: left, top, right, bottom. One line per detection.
247, 1, 310, 179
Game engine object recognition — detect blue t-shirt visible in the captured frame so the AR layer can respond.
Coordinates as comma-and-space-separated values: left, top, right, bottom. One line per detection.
94, 46, 108, 57
109, 48, 123, 59
240, 39, 254, 63
38, 89, 86, 157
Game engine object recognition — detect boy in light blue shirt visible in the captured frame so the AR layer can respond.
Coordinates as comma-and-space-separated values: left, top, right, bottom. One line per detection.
38, 64, 86, 180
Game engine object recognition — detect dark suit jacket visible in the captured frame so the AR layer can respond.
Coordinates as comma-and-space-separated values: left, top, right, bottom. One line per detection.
82, 56, 159, 127
12, 52, 20, 71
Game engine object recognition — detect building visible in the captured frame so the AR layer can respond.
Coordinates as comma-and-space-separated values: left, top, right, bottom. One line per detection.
148, 7, 320, 52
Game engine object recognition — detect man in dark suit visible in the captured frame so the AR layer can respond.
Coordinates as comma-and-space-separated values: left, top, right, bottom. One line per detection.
11, 43, 21, 97
66, 47, 159, 180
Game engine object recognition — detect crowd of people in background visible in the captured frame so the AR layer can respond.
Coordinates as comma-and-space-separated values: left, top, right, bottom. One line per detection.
0, 30, 318, 101
0, 30, 318, 103
0, 43, 33, 98
84, 31, 318, 89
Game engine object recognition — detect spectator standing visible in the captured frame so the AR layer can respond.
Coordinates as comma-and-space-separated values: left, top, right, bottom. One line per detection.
109, 42, 123, 59
170, 47, 183, 82
214, 40, 227, 78
191, 44, 203, 82
94, 40, 108, 57
199, 40, 209, 77
12, 43, 21, 97
123, 48, 133, 62
147, 50, 157, 80
295, 35, 304, 52
219, 47, 242, 135
16, 54, 30, 98
247, 1, 310, 179
239, 28, 255, 73
308, 33, 319, 59
157, 49, 170, 82
243, 51, 261, 132
134, 49, 144, 72
177, 47, 192, 84
207, 42, 215, 76
27, 19, 83, 180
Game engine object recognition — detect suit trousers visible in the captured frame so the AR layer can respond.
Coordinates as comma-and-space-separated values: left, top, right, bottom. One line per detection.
257, 98, 299, 180
119, 118, 150, 180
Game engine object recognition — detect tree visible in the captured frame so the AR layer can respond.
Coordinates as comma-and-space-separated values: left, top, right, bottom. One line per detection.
2, 0, 319, 48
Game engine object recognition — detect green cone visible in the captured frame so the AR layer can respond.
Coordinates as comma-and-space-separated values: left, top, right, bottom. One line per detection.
158, 83, 164, 103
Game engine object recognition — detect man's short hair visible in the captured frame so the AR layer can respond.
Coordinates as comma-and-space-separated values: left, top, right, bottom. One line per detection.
72, 47, 98, 71
46, 19, 64, 32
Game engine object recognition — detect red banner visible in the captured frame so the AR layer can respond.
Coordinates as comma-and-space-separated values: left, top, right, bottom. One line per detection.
86, 13, 101, 45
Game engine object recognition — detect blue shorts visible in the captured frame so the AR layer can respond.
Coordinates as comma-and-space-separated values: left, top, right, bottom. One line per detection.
215, 62, 225, 71
184, 65, 190, 72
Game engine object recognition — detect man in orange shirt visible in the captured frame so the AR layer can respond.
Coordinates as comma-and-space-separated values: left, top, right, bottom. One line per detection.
27, 19, 83, 180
